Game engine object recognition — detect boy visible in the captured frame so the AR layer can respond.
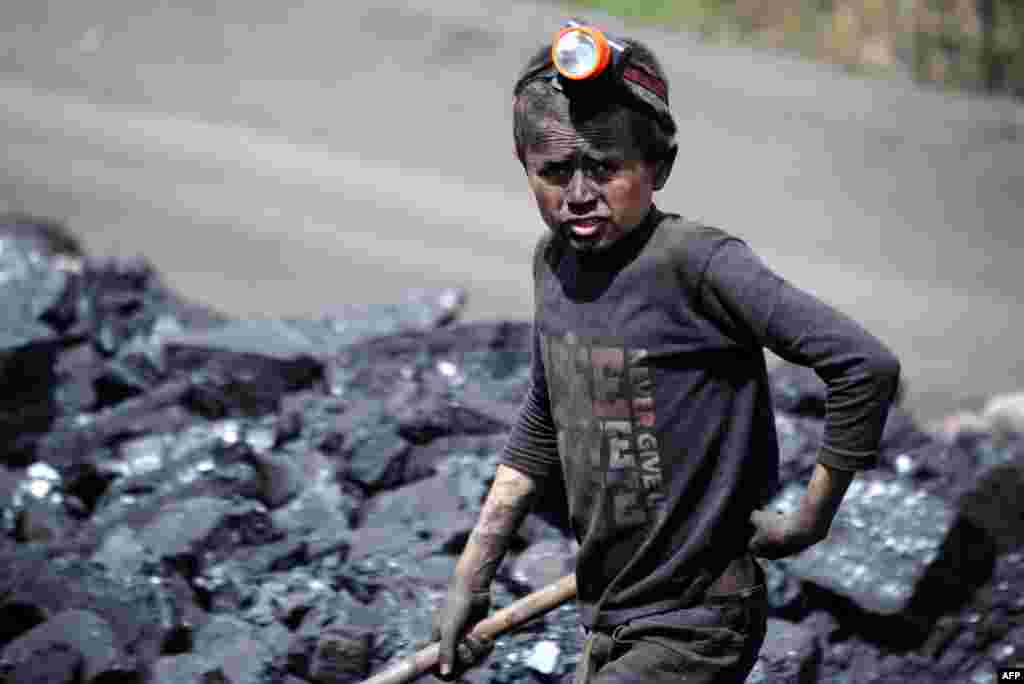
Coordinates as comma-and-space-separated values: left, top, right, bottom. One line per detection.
430, 21, 901, 684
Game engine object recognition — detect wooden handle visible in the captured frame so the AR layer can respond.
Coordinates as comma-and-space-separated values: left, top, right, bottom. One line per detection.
359, 573, 577, 684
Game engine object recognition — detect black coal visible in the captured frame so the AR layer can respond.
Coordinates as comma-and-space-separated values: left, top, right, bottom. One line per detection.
0, 219, 1021, 684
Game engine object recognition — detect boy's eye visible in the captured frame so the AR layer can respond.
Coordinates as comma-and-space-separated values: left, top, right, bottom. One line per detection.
536, 158, 621, 184
588, 160, 620, 179
540, 165, 572, 183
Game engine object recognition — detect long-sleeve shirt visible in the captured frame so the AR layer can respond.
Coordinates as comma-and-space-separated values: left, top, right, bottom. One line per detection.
499, 206, 901, 630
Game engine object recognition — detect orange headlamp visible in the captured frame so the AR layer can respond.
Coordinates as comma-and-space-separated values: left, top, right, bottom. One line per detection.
514, 18, 674, 135
550, 20, 625, 81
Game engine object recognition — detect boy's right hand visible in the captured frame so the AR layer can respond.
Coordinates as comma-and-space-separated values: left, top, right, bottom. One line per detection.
748, 508, 824, 560
431, 579, 494, 680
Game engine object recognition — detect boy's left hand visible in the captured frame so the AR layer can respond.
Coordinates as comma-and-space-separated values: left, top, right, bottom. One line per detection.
747, 509, 826, 560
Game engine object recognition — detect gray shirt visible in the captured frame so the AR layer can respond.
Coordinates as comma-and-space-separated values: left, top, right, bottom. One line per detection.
499, 207, 901, 630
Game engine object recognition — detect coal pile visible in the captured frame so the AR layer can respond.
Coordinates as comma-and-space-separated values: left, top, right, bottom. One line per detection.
0, 219, 1021, 684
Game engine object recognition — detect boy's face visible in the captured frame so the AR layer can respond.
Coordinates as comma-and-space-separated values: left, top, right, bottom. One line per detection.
522, 106, 662, 254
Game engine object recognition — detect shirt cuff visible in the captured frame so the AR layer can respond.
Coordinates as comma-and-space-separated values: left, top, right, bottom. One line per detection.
817, 445, 878, 471
498, 452, 556, 481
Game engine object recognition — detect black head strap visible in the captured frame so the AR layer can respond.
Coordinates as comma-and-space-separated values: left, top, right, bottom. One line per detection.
513, 55, 676, 139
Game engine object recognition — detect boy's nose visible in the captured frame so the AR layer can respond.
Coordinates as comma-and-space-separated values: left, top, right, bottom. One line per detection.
566, 169, 596, 207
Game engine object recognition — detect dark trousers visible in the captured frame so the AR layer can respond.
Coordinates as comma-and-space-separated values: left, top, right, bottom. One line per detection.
572, 564, 768, 684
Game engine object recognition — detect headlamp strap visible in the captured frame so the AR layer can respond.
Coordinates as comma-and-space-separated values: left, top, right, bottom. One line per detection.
528, 62, 668, 104
621, 64, 667, 104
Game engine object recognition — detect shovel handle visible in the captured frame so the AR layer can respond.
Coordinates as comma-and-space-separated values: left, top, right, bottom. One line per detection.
359, 573, 577, 684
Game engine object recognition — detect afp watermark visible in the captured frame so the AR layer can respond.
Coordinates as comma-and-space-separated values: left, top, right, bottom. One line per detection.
999, 667, 1024, 680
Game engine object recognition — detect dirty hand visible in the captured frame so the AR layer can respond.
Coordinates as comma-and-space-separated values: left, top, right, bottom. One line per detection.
747, 509, 826, 560
430, 579, 495, 681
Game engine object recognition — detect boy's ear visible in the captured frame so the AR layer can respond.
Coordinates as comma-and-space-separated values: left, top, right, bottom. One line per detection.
652, 145, 678, 191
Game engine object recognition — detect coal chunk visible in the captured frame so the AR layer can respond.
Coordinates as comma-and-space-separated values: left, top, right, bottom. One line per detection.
0, 643, 81, 684
394, 392, 513, 444
308, 625, 372, 683
296, 287, 466, 351
893, 434, 1024, 553
311, 398, 411, 492
86, 418, 307, 545
768, 472, 992, 629
149, 616, 287, 684
76, 254, 226, 358
746, 618, 821, 684
353, 471, 482, 562
914, 549, 1024, 677
327, 321, 531, 401
0, 610, 121, 684
33, 378, 194, 475
502, 537, 576, 595
879, 407, 933, 455
948, 439, 1024, 553
272, 464, 361, 547
134, 497, 280, 579
52, 342, 104, 415
162, 319, 324, 418
402, 434, 509, 486
0, 217, 80, 338
0, 549, 202, 666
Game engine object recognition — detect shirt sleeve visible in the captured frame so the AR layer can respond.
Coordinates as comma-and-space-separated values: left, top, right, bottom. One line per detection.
699, 238, 901, 471
499, 234, 561, 480
499, 322, 561, 479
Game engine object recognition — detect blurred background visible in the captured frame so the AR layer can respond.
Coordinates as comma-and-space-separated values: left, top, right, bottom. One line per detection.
570, 0, 1024, 97
1, 0, 1022, 427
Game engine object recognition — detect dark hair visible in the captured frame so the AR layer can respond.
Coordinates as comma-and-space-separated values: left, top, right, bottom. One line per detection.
512, 35, 676, 166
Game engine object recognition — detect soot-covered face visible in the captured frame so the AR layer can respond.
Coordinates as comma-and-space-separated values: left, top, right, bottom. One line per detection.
521, 103, 668, 254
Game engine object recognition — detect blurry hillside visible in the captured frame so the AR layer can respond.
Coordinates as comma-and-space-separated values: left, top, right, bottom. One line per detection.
568, 0, 1024, 98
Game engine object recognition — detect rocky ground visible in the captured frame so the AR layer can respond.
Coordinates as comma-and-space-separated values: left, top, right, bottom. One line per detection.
1, 218, 1022, 684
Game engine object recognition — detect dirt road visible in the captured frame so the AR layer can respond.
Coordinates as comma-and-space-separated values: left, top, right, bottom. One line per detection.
2, 0, 1022, 424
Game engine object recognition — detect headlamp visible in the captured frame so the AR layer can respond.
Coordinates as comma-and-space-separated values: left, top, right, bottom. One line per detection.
542, 19, 669, 107
514, 19, 676, 138
551, 20, 625, 81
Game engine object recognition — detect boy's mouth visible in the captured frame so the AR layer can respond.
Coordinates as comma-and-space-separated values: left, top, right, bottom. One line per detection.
566, 218, 605, 238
